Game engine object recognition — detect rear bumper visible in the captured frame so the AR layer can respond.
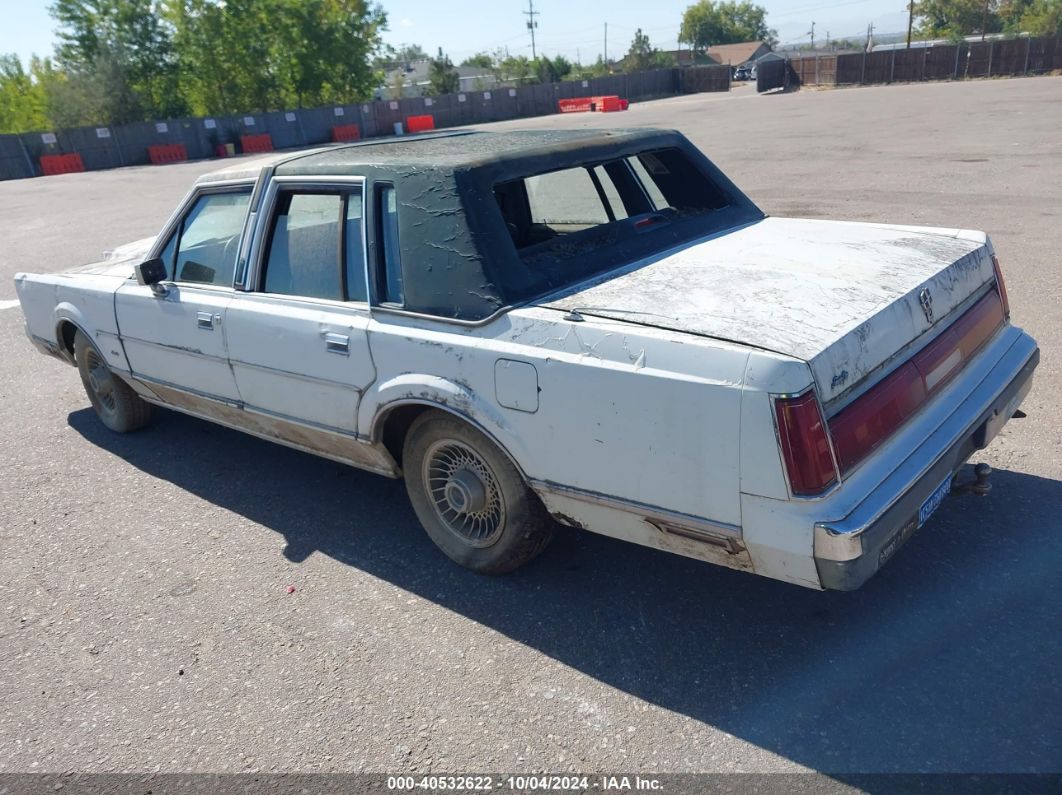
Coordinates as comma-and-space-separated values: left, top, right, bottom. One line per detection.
813, 332, 1038, 591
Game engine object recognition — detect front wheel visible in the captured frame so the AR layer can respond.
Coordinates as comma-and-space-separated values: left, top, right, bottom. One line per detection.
403, 411, 553, 574
74, 330, 152, 433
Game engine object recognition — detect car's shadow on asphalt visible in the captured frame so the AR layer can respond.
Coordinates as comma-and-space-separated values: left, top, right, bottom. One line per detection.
70, 407, 1061, 774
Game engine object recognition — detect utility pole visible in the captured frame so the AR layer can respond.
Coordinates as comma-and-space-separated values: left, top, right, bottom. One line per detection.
808, 21, 815, 50
906, 0, 915, 48
524, 0, 539, 60
826, 30, 831, 50
980, 0, 990, 40
604, 22, 608, 70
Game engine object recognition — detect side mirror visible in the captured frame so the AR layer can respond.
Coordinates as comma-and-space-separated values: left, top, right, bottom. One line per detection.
135, 257, 167, 286
135, 257, 169, 296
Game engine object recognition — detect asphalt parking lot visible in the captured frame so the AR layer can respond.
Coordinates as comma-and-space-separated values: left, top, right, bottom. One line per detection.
1, 77, 1060, 776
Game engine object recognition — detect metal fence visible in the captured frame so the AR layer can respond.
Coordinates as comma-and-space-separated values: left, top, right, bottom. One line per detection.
0, 65, 728, 182
785, 35, 1059, 88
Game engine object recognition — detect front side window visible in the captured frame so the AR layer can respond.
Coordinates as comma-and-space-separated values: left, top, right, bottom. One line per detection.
162, 190, 251, 286
261, 187, 367, 302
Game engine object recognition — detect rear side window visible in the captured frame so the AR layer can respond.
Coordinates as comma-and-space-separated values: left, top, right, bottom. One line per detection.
526, 168, 610, 226
494, 147, 727, 255
375, 185, 403, 305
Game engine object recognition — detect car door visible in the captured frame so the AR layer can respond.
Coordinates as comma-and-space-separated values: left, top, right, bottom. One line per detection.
224, 179, 375, 435
115, 185, 252, 403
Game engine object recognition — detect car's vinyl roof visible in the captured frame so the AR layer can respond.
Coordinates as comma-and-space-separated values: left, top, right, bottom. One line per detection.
279, 128, 672, 175
196, 129, 677, 183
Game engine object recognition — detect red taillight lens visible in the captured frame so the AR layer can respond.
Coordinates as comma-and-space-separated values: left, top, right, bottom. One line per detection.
830, 362, 926, 473
828, 290, 1004, 474
991, 254, 1010, 318
774, 392, 838, 496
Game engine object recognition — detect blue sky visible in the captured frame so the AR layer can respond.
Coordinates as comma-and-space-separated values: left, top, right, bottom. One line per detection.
1, 0, 910, 67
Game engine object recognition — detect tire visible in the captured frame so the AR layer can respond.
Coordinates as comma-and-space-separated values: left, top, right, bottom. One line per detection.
403, 410, 553, 574
74, 330, 152, 433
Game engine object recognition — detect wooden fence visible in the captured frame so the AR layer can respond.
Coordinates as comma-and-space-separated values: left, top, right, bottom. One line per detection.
786, 35, 1059, 88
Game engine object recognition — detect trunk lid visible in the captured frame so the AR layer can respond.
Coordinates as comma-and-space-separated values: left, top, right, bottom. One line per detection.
541, 217, 996, 405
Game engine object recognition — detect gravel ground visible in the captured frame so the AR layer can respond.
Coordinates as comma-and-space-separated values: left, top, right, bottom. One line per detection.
0, 77, 1060, 776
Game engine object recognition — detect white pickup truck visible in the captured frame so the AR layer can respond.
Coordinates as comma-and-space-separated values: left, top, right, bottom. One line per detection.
14, 129, 1038, 590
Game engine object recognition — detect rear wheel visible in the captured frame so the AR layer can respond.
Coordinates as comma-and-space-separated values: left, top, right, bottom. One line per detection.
403, 411, 553, 574
74, 330, 152, 433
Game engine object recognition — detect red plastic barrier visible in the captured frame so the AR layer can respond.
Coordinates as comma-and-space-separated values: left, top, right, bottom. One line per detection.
593, 95, 626, 112
40, 153, 85, 176
405, 114, 435, 133
148, 143, 188, 165
240, 134, 274, 154
619, 99, 629, 110
558, 97, 593, 113
332, 123, 361, 142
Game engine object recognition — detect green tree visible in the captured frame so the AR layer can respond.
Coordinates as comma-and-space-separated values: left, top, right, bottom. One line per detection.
914, 0, 1004, 37
46, 49, 145, 126
461, 52, 495, 68
497, 54, 535, 83
625, 28, 660, 72
571, 56, 610, 80
168, 0, 386, 115
425, 48, 459, 96
50, 0, 183, 119
1012, 0, 1062, 33
0, 55, 51, 133
534, 54, 572, 84
679, 1, 776, 49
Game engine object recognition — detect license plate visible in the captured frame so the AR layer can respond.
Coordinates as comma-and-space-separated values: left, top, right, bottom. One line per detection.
918, 474, 953, 528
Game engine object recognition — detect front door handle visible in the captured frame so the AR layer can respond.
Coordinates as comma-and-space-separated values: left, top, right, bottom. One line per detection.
325, 332, 350, 355
197, 311, 218, 330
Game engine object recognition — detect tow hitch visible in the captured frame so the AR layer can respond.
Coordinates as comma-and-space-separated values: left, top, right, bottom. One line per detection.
951, 463, 993, 497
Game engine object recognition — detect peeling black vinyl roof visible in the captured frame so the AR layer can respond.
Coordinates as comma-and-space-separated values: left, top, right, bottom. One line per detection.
273, 128, 675, 175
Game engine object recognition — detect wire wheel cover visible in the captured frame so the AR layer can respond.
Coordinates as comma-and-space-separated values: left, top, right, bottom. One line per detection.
85, 348, 118, 414
423, 439, 506, 547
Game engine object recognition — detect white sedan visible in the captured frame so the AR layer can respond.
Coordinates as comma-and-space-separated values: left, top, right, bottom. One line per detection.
14, 129, 1038, 589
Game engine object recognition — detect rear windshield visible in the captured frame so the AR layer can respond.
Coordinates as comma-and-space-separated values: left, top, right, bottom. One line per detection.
493, 148, 728, 258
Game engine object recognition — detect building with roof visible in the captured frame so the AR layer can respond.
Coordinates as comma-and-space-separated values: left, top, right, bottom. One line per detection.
705, 41, 773, 67
376, 60, 498, 100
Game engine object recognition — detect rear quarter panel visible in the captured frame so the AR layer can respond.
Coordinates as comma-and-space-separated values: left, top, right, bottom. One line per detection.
363, 307, 752, 527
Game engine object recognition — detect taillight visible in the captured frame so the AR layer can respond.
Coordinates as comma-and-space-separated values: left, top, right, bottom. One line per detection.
828, 290, 1004, 474
991, 254, 1010, 318
830, 362, 926, 473
774, 391, 838, 496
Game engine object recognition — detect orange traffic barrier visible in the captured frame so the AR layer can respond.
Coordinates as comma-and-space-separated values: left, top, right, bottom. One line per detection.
332, 123, 361, 142
40, 153, 85, 176
148, 143, 188, 165
593, 95, 626, 112
405, 114, 435, 133
558, 97, 593, 113
240, 134, 274, 154
558, 96, 627, 113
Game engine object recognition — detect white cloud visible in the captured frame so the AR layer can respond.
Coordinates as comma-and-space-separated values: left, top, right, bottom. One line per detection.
399, 17, 413, 28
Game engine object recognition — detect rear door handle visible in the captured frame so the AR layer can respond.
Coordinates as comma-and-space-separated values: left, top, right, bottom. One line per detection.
197, 311, 216, 330
325, 332, 350, 355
